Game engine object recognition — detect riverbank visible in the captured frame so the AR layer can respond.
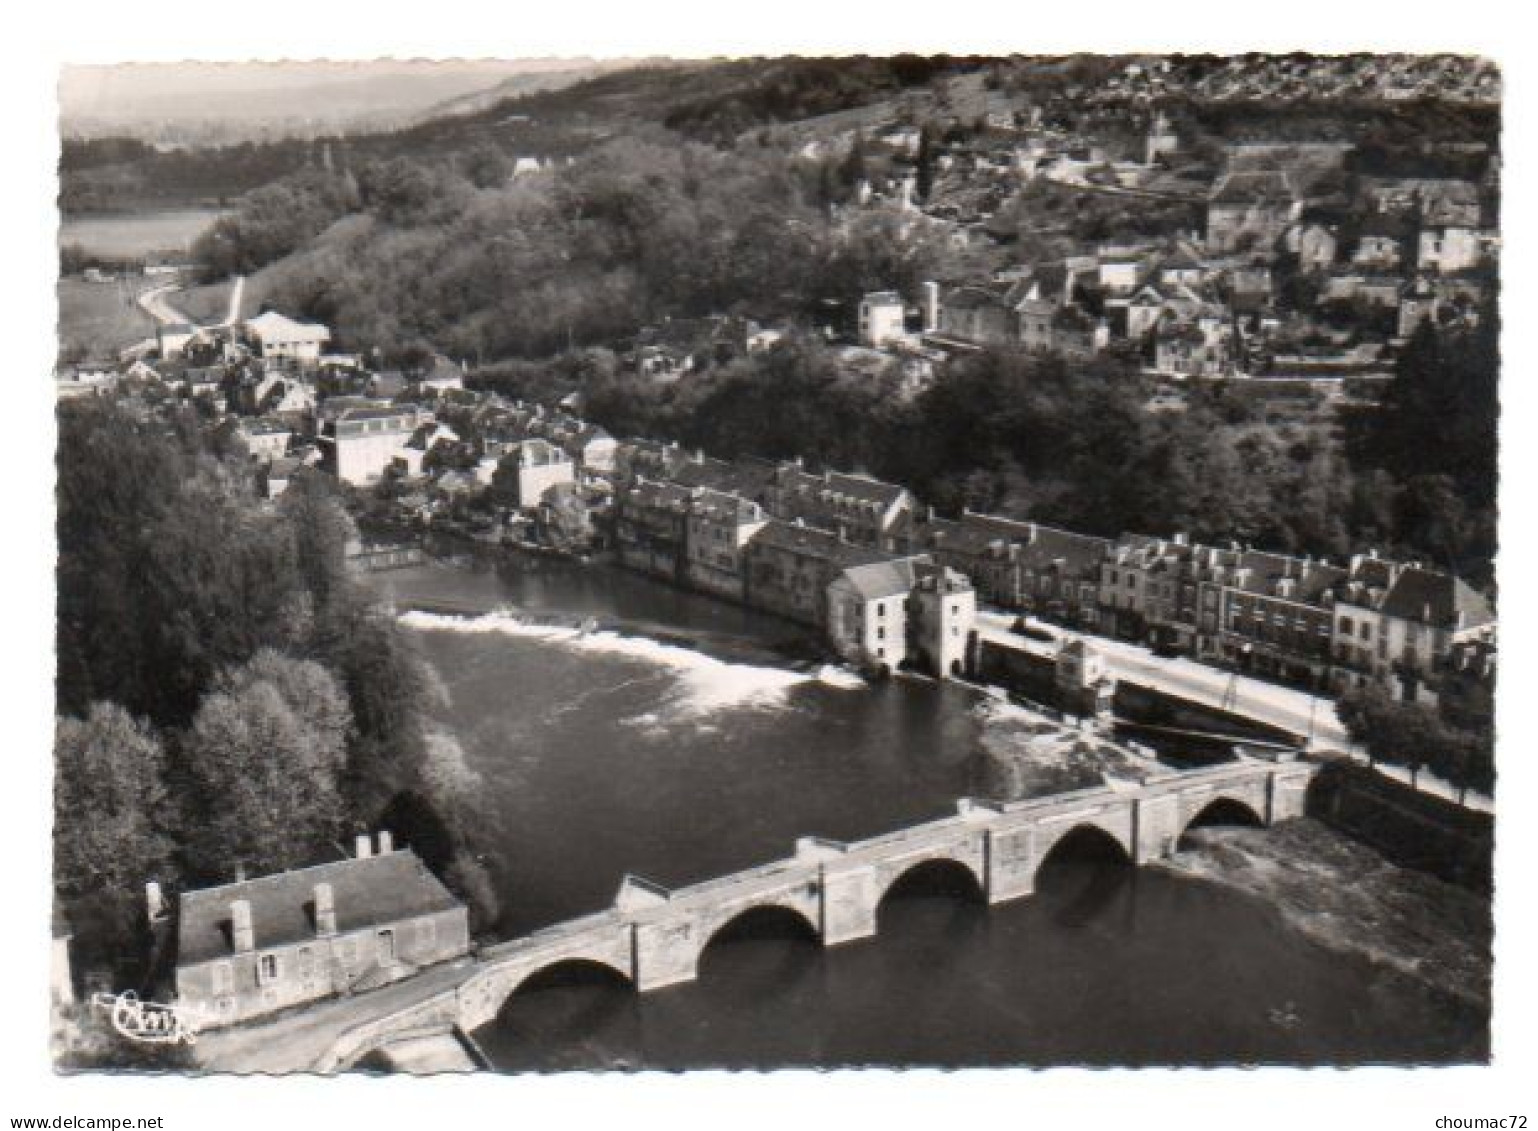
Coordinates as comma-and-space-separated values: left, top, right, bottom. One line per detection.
1159, 818, 1492, 1014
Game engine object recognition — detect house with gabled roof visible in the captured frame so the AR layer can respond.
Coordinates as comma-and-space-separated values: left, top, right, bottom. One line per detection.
1206, 169, 1301, 254
170, 833, 467, 1029
1331, 561, 1495, 703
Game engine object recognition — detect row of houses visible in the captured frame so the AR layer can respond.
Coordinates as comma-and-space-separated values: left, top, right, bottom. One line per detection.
612, 456, 974, 679
904, 513, 1493, 705
612, 444, 1495, 707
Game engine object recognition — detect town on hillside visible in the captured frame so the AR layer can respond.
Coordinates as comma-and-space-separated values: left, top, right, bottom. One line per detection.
51, 53, 1500, 1076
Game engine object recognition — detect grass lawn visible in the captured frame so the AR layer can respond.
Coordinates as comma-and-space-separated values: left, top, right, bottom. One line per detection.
56, 276, 158, 364
175, 280, 237, 325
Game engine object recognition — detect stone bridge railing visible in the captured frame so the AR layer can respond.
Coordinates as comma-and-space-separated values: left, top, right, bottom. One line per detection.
318, 758, 1315, 1070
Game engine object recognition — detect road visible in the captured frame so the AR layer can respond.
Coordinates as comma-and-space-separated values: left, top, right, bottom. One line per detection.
975, 610, 1493, 812
975, 609, 1347, 748
136, 282, 190, 326
194, 956, 476, 1073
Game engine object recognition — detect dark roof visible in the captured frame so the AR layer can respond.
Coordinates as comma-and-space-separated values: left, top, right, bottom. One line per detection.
823, 471, 910, 509
176, 848, 461, 967
1379, 567, 1495, 629
748, 519, 889, 568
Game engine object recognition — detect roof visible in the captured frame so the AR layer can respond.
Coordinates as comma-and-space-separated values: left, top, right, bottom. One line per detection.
336, 405, 419, 425
689, 486, 764, 525
833, 557, 925, 601
823, 471, 910, 509
1210, 170, 1296, 207
176, 848, 462, 967
1379, 567, 1495, 629
1230, 550, 1346, 604
245, 310, 331, 344
748, 519, 889, 569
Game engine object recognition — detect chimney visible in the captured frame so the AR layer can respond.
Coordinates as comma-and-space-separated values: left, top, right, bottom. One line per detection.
314, 882, 337, 936
377, 830, 393, 854
355, 833, 373, 859
145, 881, 166, 924
231, 899, 254, 954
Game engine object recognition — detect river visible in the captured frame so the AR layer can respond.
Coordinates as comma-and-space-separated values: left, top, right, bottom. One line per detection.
369, 550, 1490, 1068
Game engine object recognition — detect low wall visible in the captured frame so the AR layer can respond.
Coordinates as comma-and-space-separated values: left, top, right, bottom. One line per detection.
974, 640, 1058, 703
1306, 760, 1493, 892
1113, 681, 1303, 748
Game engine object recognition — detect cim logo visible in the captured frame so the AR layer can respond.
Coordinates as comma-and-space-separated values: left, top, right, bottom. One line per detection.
90, 991, 204, 1046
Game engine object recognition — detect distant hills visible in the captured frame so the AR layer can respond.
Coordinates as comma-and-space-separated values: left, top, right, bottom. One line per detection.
59, 60, 626, 146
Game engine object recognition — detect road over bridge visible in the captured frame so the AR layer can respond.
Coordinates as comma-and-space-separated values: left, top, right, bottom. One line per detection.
304, 758, 1315, 1072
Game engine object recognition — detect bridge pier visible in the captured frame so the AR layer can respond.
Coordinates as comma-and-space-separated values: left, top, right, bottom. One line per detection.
984, 827, 1038, 903
1133, 793, 1184, 863
632, 917, 702, 992
819, 866, 879, 946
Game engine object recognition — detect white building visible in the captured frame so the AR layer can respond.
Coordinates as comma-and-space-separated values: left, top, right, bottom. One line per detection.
244, 311, 332, 363
238, 419, 293, 463
827, 558, 924, 674
1417, 227, 1493, 275
499, 438, 575, 509
909, 562, 976, 678
156, 323, 200, 359
858, 291, 907, 347
321, 405, 430, 485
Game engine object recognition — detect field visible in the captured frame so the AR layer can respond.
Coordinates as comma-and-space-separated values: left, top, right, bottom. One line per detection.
56, 276, 158, 363
57, 207, 225, 258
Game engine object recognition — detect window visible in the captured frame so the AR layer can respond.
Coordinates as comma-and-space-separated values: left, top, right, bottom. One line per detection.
377, 929, 396, 964
877, 626, 886, 641
212, 962, 234, 996
258, 953, 280, 985
1338, 616, 1353, 634
1359, 622, 1371, 641
877, 602, 886, 617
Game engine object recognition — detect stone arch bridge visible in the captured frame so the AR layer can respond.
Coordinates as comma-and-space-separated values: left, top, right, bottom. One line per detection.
315, 758, 1314, 1070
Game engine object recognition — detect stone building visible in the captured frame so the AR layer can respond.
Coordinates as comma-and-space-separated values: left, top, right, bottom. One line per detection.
172, 835, 468, 1030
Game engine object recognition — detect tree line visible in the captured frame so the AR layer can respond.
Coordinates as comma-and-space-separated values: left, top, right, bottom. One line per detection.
55, 399, 498, 986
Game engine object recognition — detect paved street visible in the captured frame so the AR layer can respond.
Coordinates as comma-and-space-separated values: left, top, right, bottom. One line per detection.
974, 609, 1347, 748
136, 281, 189, 326
975, 610, 1493, 812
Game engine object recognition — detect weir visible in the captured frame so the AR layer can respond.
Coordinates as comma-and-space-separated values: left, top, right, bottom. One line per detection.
313, 757, 1316, 1072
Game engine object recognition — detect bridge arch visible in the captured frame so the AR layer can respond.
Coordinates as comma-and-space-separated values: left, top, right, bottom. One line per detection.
1032, 821, 1134, 887
698, 901, 822, 954
504, 955, 635, 1001
875, 855, 987, 912
1178, 793, 1265, 844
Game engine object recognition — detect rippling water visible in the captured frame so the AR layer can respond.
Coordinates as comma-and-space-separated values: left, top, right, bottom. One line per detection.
370, 553, 1489, 1067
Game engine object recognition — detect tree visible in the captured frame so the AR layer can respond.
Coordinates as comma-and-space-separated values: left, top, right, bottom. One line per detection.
54, 704, 175, 965
277, 469, 358, 616
539, 482, 594, 549
178, 654, 351, 880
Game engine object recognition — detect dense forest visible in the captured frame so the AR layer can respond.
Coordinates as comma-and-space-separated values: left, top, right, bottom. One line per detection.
54, 399, 499, 984
191, 135, 987, 358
